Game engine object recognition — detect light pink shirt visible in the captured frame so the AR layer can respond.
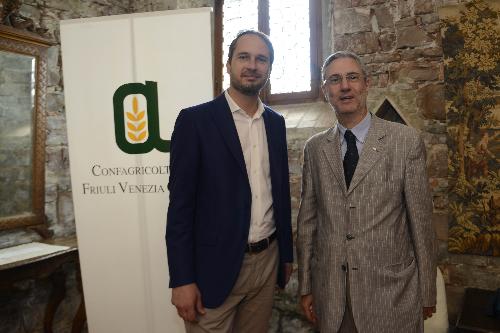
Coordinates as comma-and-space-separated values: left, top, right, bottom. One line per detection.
225, 90, 275, 243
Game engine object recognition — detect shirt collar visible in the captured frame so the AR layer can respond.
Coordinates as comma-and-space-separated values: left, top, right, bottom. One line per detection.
337, 112, 372, 144
224, 90, 264, 119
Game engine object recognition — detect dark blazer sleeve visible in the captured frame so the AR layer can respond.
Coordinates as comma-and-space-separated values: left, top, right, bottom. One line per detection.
273, 113, 293, 289
166, 108, 199, 288
280, 115, 293, 263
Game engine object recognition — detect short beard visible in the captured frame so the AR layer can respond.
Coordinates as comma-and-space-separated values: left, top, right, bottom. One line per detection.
230, 77, 267, 96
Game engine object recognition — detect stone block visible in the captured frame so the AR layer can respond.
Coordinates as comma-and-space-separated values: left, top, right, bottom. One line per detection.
359, 53, 373, 64
371, 12, 380, 33
396, 26, 432, 48
421, 13, 440, 25
46, 127, 68, 146
423, 22, 441, 34
289, 157, 303, 175
281, 316, 315, 333
417, 83, 445, 120
371, 52, 401, 63
399, 48, 419, 61
47, 92, 65, 113
19, 4, 42, 23
46, 113, 66, 130
396, 25, 432, 48
421, 132, 447, 145
374, 6, 394, 29
335, 32, 379, 55
397, 0, 412, 19
366, 62, 386, 75
415, 0, 434, 14
378, 73, 389, 87
428, 176, 447, 194
403, 47, 438, 62
423, 119, 447, 134
423, 46, 443, 58
395, 17, 418, 28
429, 180, 447, 208
48, 67, 61, 87
58, 191, 75, 232
352, 0, 388, 6
334, 8, 372, 34
379, 32, 396, 51
47, 45, 60, 69
45, 0, 80, 12
46, 147, 64, 173
396, 65, 439, 83
427, 143, 447, 177
177, 0, 213, 9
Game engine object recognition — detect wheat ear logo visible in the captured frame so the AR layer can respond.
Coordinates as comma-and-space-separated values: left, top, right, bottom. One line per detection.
113, 81, 170, 154
127, 96, 147, 142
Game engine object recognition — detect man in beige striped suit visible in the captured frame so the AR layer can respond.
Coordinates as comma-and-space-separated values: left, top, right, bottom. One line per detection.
296, 51, 437, 332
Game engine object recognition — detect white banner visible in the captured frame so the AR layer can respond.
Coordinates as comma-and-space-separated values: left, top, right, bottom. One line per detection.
60, 8, 213, 333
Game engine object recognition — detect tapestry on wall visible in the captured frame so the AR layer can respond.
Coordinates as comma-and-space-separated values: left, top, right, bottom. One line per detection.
440, 0, 500, 256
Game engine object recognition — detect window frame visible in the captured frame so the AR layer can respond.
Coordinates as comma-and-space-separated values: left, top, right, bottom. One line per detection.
213, 0, 322, 105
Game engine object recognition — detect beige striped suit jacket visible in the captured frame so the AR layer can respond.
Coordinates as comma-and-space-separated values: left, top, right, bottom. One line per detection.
297, 116, 436, 333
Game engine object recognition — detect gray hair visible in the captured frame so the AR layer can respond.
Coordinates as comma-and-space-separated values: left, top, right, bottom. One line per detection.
321, 51, 368, 80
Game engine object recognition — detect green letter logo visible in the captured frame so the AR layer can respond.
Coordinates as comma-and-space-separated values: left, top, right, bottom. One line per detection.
113, 81, 170, 154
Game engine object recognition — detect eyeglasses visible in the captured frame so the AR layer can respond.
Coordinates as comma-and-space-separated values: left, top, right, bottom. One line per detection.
323, 73, 364, 85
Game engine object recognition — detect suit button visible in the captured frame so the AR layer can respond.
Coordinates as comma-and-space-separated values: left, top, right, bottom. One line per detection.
341, 264, 347, 271
346, 234, 355, 240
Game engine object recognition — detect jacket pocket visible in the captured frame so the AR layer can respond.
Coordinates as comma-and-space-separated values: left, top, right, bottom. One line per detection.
384, 257, 415, 276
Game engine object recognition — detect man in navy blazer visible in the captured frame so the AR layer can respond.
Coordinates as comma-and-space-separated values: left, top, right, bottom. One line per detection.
166, 30, 293, 333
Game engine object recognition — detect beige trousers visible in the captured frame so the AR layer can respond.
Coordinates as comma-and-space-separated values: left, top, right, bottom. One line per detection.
185, 241, 279, 333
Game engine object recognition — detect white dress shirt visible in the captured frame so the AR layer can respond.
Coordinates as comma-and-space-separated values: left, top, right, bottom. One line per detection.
224, 90, 275, 243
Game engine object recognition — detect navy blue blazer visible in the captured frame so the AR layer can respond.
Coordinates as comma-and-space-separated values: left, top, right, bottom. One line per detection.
166, 94, 293, 308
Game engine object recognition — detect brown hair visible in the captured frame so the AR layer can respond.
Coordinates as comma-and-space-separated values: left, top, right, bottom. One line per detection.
227, 30, 274, 65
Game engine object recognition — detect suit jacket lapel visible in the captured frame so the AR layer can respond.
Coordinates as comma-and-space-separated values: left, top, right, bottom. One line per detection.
322, 125, 347, 195
210, 94, 247, 176
347, 116, 386, 195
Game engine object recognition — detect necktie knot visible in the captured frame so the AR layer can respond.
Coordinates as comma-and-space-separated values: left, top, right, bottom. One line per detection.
344, 130, 356, 146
